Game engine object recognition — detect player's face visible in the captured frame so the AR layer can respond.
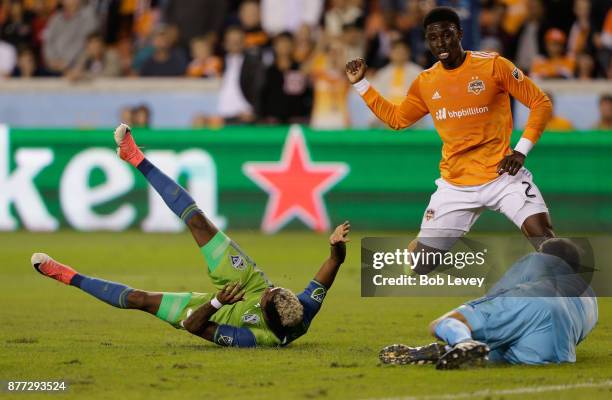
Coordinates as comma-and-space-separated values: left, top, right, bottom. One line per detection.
425, 22, 463, 65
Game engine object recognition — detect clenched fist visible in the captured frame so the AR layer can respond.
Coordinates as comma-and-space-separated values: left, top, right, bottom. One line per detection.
345, 58, 367, 84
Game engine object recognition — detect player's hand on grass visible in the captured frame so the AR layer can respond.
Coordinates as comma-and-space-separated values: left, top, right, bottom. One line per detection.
498, 150, 525, 176
330, 221, 351, 245
217, 282, 246, 305
345, 58, 367, 84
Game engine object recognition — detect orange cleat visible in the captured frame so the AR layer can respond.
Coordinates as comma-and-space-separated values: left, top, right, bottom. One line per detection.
31, 253, 77, 285
114, 123, 144, 167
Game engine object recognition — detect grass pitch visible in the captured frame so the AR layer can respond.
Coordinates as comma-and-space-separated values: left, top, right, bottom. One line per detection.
1, 230, 611, 400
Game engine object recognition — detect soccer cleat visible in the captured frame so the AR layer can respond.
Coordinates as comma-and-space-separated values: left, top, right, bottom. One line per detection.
31, 253, 77, 285
114, 123, 144, 167
435, 340, 490, 370
379, 343, 445, 365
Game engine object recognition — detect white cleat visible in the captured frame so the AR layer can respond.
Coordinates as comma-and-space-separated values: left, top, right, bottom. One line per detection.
114, 123, 131, 147
31, 252, 50, 266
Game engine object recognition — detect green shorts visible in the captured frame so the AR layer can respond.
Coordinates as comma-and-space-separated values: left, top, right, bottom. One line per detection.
156, 231, 272, 328
201, 231, 272, 294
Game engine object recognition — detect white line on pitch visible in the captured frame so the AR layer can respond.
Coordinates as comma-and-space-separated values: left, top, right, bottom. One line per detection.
367, 380, 612, 400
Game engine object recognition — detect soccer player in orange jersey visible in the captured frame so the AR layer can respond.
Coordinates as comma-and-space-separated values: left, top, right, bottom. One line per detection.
346, 7, 554, 274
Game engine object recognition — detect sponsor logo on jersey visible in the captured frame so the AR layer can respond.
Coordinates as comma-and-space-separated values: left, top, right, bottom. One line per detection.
311, 287, 326, 303
434, 106, 489, 121
425, 209, 435, 221
432, 91, 441, 100
512, 67, 524, 81
218, 335, 233, 346
242, 313, 260, 324
467, 77, 485, 95
230, 255, 245, 270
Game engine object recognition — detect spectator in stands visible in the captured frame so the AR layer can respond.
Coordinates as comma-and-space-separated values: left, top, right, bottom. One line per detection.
307, 37, 350, 129
163, 0, 227, 50
544, 92, 574, 131
259, 32, 312, 124
119, 103, 152, 128
324, 0, 363, 37
513, 0, 548, 73
568, 0, 592, 57
0, 33, 16, 78
594, 94, 612, 130
596, 8, 611, 78
139, 25, 188, 77
42, 0, 98, 74
67, 32, 120, 80
1, 0, 33, 49
575, 51, 596, 79
364, 7, 404, 70
293, 24, 315, 64
133, 104, 151, 128
238, 0, 268, 52
342, 22, 366, 61
120, 105, 134, 126
530, 28, 575, 79
186, 35, 222, 78
479, 0, 512, 55
370, 39, 421, 108
480, 36, 503, 53
217, 26, 263, 124
12, 46, 49, 77
27, 0, 57, 58
260, 0, 323, 35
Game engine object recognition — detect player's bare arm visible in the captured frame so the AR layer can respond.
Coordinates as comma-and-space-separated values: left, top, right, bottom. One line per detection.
182, 282, 245, 341
314, 221, 350, 288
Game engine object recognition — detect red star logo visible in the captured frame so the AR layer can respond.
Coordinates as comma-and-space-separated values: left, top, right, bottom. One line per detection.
243, 126, 349, 233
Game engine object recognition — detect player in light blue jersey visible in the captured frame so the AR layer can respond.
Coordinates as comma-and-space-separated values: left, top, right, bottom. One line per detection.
380, 238, 598, 369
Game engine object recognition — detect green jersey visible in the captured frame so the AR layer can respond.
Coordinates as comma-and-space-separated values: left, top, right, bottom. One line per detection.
159, 231, 328, 347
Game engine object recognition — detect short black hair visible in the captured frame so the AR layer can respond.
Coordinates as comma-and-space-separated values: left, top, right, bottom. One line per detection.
600, 94, 612, 104
391, 39, 410, 50
274, 31, 294, 42
539, 238, 581, 271
423, 7, 461, 30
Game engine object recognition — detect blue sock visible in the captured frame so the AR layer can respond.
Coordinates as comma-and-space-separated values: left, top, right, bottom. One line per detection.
70, 274, 133, 308
434, 317, 472, 346
137, 158, 201, 223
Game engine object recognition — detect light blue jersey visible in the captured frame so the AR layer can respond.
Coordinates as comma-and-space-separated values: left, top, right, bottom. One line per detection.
457, 253, 598, 364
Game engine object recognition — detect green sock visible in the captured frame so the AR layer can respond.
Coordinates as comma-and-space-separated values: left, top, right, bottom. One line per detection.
156, 292, 192, 325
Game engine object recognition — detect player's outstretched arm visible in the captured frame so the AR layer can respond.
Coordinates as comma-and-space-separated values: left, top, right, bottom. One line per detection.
494, 57, 552, 176
345, 58, 427, 131
182, 282, 245, 341
314, 221, 350, 289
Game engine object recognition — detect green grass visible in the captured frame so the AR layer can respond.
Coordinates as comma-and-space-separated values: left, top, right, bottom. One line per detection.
1, 231, 611, 400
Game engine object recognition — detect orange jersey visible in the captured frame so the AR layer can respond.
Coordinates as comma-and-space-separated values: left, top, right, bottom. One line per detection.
362, 51, 552, 185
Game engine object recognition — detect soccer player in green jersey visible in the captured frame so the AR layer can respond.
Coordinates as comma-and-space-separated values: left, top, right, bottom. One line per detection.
31, 124, 350, 348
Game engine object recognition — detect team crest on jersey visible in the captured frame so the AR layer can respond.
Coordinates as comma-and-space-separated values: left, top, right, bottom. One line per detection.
230, 255, 245, 270
218, 335, 233, 346
467, 77, 485, 95
242, 313, 260, 324
512, 67, 524, 82
311, 287, 326, 303
425, 209, 435, 221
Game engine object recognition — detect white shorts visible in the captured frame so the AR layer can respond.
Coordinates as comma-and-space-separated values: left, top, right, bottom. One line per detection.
418, 168, 549, 250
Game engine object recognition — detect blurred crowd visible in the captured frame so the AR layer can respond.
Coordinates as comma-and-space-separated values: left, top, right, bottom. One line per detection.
0, 0, 610, 129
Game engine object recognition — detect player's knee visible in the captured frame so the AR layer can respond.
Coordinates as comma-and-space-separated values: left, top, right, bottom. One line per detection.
428, 318, 441, 337
186, 212, 206, 228
126, 290, 148, 309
